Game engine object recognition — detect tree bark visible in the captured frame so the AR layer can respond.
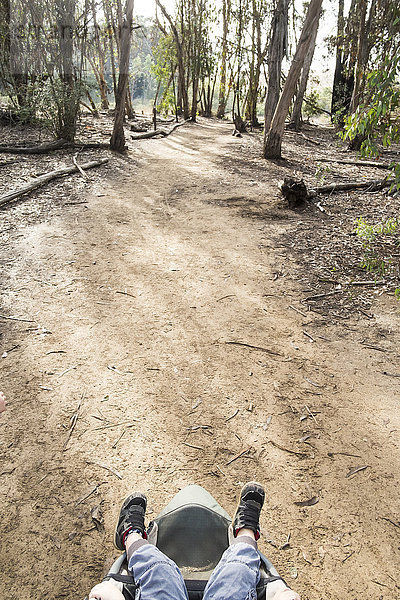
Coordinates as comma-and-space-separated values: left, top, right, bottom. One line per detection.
331, 0, 350, 122
91, 0, 109, 109
289, 5, 320, 131
110, 0, 134, 152
263, 0, 288, 134
217, 0, 230, 118
349, 0, 377, 114
57, 0, 78, 142
263, 0, 323, 159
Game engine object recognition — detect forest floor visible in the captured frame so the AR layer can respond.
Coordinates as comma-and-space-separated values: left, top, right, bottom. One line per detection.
0, 117, 399, 600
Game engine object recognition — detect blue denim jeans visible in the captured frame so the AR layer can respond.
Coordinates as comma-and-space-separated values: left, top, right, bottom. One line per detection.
127, 537, 261, 600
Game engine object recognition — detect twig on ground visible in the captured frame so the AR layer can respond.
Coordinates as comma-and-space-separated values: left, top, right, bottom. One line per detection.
112, 430, 127, 448
63, 391, 85, 450
0, 314, 36, 323
225, 409, 239, 422
72, 154, 88, 180
75, 483, 101, 505
381, 517, 400, 530
269, 440, 308, 457
305, 405, 318, 423
346, 465, 370, 478
226, 448, 251, 465
303, 331, 315, 342
58, 365, 78, 378
303, 291, 340, 302
289, 305, 308, 317
225, 341, 281, 356
93, 420, 137, 431
182, 442, 204, 450
217, 295, 236, 302
116, 290, 136, 298
88, 461, 123, 480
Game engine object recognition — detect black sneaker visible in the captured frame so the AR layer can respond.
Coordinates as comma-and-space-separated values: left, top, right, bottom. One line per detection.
114, 492, 147, 550
232, 482, 265, 540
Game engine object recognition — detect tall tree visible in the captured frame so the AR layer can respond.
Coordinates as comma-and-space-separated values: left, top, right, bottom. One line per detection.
263, 0, 323, 159
216, 0, 231, 118
156, 0, 190, 119
263, 0, 288, 134
289, 4, 321, 131
110, 0, 134, 151
245, 0, 269, 127
57, 0, 79, 141
331, 0, 352, 122
90, 0, 109, 109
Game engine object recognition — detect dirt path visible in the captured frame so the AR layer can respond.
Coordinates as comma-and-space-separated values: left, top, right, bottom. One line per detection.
1, 120, 399, 600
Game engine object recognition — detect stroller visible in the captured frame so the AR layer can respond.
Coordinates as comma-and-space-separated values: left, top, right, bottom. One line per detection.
97, 485, 285, 600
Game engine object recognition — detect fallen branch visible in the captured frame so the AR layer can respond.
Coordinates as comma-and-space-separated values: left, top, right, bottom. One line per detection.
0, 139, 111, 154
131, 119, 191, 140
315, 178, 395, 194
0, 139, 71, 154
281, 176, 396, 207
0, 158, 108, 208
316, 157, 392, 169
291, 131, 321, 146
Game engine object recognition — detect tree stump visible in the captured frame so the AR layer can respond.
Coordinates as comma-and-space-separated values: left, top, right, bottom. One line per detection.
281, 177, 309, 208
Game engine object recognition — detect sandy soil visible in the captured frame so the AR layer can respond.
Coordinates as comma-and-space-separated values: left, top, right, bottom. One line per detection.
0, 119, 399, 600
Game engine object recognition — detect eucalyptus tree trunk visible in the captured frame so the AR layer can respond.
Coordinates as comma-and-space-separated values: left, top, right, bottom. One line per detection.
156, 0, 190, 119
290, 6, 320, 131
331, 0, 350, 122
110, 0, 134, 151
232, 0, 244, 126
190, 0, 204, 121
263, 0, 323, 159
0, 0, 10, 87
217, 0, 230, 118
349, 0, 377, 114
57, 0, 78, 141
103, 0, 118, 100
91, 0, 109, 109
263, 0, 288, 133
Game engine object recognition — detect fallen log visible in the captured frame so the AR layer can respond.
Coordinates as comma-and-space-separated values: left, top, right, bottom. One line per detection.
0, 158, 108, 208
130, 119, 191, 141
281, 175, 396, 208
0, 139, 111, 153
316, 157, 392, 169
0, 139, 71, 154
315, 178, 395, 194
130, 129, 164, 140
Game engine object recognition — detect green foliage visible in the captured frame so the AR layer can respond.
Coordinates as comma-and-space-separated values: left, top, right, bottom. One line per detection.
314, 162, 331, 183
355, 217, 400, 296
303, 89, 323, 118
151, 33, 177, 114
341, 51, 400, 189
28, 77, 83, 140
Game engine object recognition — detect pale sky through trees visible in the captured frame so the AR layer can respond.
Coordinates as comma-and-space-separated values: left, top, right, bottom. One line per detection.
133, 0, 337, 84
